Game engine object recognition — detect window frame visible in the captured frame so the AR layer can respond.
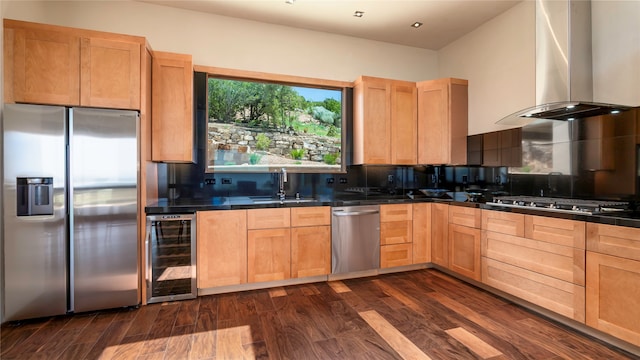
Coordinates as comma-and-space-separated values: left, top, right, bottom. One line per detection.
195, 65, 351, 174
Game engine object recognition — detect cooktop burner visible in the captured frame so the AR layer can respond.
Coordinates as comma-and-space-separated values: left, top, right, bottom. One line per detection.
490, 196, 629, 215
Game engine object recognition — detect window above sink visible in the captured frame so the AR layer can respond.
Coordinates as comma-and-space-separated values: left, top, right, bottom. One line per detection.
196, 67, 351, 174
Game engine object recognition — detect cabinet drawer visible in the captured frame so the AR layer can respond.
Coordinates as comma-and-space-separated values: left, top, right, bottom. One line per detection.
586, 223, 640, 261
381, 243, 412, 268
482, 257, 585, 322
525, 215, 585, 249
482, 210, 524, 236
247, 208, 291, 229
449, 205, 481, 228
381, 220, 412, 245
380, 203, 412, 222
291, 206, 330, 227
482, 230, 585, 285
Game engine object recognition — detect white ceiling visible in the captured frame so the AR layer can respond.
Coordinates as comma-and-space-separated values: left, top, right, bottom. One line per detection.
136, 0, 522, 50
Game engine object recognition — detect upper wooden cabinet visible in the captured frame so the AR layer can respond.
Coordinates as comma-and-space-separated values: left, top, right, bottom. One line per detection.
353, 76, 417, 165
467, 134, 483, 166
417, 78, 468, 165
482, 128, 522, 167
151, 51, 194, 162
80, 37, 141, 109
4, 19, 142, 109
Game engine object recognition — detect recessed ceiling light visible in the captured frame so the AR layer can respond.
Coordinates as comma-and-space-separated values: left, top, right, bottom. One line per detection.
354, 11, 364, 18
411, 22, 423, 28
285, 0, 295, 4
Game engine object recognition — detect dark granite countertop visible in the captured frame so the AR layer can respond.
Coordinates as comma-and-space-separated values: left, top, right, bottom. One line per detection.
145, 195, 640, 228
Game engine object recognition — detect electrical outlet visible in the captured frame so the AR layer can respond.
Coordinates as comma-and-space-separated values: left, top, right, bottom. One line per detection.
339, 177, 347, 184
221, 178, 232, 185
388, 175, 394, 183
204, 178, 216, 185
326, 178, 335, 185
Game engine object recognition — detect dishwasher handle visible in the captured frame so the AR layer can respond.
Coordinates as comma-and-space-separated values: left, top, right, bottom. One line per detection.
332, 209, 380, 217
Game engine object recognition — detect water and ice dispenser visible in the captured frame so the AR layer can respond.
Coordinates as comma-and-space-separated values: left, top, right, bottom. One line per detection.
16, 177, 54, 216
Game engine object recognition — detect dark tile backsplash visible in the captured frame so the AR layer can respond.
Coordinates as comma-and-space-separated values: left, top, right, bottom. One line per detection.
160, 163, 509, 202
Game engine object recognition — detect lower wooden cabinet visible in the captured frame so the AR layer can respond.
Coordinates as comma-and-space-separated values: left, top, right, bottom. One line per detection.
380, 204, 413, 268
448, 224, 481, 281
412, 203, 431, 264
482, 257, 585, 322
586, 223, 640, 347
197, 210, 247, 288
248, 228, 291, 283
482, 209, 525, 237
481, 215, 586, 323
381, 243, 413, 268
291, 225, 331, 278
586, 251, 640, 347
431, 203, 449, 267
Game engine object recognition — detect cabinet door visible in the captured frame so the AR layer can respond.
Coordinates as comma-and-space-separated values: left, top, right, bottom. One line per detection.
381, 244, 412, 268
196, 210, 247, 288
151, 51, 193, 162
413, 203, 432, 264
8, 26, 80, 105
449, 224, 481, 281
586, 251, 640, 346
353, 77, 390, 164
390, 81, 417, 164
431, 203, 449, 267
80, 37, 141, 109
291, 226, 330, 278
482, 131, 501, 167
248, 228, 291, 283
417, 78, 468, 165
467, 134, 483, 166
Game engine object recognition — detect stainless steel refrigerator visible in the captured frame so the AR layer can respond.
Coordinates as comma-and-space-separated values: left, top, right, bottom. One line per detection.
2, 103, 139, 322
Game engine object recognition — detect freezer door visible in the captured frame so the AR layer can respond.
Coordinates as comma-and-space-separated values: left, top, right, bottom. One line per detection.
2, 104, 68, 321
70, 107, 139, 312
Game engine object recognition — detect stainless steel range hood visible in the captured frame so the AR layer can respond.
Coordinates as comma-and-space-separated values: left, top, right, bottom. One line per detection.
499, 0, 633, 124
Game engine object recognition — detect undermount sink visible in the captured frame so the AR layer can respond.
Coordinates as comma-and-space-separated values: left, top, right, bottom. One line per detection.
251, 198, 318, 205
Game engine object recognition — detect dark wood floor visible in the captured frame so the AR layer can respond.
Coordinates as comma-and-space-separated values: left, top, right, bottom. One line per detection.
1, 269, 637, 359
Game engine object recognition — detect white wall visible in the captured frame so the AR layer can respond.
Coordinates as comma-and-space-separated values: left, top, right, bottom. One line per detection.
592, 1, 640, 107
438, 1, 535, 135
2, 0, 439, 83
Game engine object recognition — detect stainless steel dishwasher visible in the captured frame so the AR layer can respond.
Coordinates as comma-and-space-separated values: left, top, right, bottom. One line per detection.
331, 205, 380, 274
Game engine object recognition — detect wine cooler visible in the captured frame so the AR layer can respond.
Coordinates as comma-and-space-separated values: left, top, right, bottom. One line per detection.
145, 214, 197, 303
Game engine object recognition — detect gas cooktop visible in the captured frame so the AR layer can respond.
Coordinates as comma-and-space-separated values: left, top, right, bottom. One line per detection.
489, 196, 629, 215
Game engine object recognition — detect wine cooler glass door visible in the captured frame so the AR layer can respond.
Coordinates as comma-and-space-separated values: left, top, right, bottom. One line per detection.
146, 214, 196, 303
